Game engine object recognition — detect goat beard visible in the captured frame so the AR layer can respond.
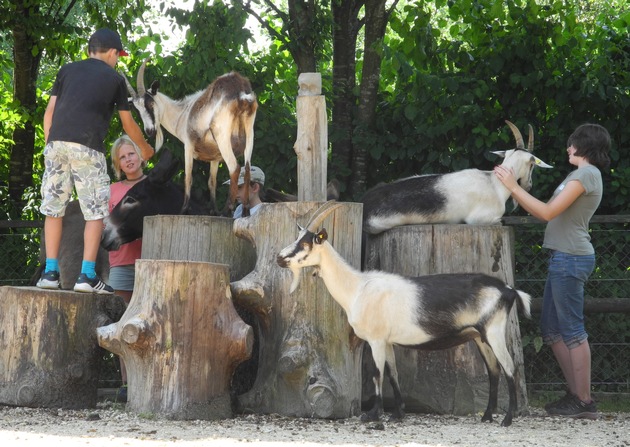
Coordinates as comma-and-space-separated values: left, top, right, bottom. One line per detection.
155, 127, 164, 152
288, 265, 302, 293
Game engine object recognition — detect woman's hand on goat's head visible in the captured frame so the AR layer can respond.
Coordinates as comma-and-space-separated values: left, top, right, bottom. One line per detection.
494, 165, 519, 193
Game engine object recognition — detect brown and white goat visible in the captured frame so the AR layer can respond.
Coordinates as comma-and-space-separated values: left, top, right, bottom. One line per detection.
362, 120, 552, 234
277, 202, 532, 426
125, 59, 258, 215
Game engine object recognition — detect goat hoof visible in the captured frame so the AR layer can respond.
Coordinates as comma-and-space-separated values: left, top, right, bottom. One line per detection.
360, 412, 380, 423
388, 413, 405, 423
481, 412, 494, 423
501, 416, 513, 427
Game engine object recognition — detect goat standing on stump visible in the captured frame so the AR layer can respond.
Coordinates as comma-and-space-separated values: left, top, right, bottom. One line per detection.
277, 202, 532, 426
362, 120, 552, 234
125, 59, 258, 215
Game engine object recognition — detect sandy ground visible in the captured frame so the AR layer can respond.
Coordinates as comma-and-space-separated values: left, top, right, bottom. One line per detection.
1, 403, 628, 447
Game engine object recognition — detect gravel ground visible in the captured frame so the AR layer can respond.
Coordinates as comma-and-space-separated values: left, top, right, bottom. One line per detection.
1, 403, 628, 447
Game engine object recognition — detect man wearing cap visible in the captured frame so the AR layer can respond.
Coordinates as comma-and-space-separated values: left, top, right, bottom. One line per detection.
224, 165, 266, 218
37, 28, 154, 294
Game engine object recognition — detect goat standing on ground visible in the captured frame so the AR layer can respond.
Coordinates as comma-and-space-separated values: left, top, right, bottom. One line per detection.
125, 59, 258, 215
277, 202, 532, 427
362, 120, 552, 234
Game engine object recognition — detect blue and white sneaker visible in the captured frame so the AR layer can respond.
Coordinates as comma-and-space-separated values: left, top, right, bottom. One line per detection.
73, 273, 114, 295
36, 270, 60, 289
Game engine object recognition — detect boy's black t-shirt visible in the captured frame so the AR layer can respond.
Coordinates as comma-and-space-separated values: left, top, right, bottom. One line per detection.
48, 58, 130, 153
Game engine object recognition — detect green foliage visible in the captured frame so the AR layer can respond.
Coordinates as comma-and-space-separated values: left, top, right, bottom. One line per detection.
370, 0, 630, 213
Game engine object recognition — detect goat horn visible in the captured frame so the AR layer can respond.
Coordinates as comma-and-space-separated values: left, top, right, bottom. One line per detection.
305, 201, 343, 233
527, 124, 534, 152
505, 120, 525, 150
122, 74, 136, 97
136, 57, 150, 96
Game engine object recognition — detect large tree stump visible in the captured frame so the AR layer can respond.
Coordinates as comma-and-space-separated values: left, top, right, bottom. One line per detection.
97, 260, 253, 420
141, 215, 255, 281
231, 202, 364, 418
0, 286, 125, 408
363, 224, 529, 416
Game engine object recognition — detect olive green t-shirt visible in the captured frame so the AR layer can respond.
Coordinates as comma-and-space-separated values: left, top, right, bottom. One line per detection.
543, 165, 602, 255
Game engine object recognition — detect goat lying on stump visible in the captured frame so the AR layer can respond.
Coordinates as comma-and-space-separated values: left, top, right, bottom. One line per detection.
362, 120, 552, 234
125, 58, 258, 215
277, 202, 532, 427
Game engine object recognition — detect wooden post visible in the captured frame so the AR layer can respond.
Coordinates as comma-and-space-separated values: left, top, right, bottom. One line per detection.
363, 224, 529, 416
97, 260, 253, 420
231, 202, 364, 418
294, 73, 327, 201
0, 287, 125, 408
141, 215, 256, 281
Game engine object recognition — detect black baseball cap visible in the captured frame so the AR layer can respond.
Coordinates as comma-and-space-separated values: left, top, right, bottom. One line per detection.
88, 28, 128, 56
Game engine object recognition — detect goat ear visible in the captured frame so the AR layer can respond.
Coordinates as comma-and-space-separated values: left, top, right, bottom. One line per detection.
315, 229, 328, 244
490, 150, 507, 158
149, 80, 160, 95
533, 156, 553, 168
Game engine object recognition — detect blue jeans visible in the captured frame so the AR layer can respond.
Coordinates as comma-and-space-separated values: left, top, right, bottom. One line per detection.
540, 250, 595, 349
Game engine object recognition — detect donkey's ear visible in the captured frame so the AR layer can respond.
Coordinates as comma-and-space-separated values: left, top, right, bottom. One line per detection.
148, 149, 180, 184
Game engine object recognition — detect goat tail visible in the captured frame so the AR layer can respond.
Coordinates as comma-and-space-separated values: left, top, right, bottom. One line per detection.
515, 290, 532, 319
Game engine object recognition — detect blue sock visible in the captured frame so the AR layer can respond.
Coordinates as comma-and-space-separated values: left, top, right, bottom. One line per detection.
81, 260, 97, 279
45, 258, 59, 273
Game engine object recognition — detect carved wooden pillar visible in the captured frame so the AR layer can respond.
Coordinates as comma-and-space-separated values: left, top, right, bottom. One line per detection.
97, 260, 253, 420
231, 202, 364, 418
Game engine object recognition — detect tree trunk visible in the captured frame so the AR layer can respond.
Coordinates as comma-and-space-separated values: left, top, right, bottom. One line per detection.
97, 260, 253, 420
330, 0, 362, 196
350, 0, 389, 200
363, 224, 529, 416
231, 202, 364, 418
9, 19, 41, 205
0, 286, 125, 408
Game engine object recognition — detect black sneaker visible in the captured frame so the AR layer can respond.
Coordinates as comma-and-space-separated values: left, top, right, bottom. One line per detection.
73, 273, 114, 294
36, 270, 60, 289
545, 390, 573, 413
548, 394, 598, 420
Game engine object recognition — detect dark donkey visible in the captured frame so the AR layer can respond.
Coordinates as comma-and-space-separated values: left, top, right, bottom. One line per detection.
101, 149, 208, 251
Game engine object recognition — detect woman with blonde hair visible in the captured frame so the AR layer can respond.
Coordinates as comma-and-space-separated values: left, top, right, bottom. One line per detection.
108, 134, 146, 402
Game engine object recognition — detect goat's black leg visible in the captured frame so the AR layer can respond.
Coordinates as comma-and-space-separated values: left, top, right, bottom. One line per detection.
501, 374, 517, 427
474, 339, 500, 423
385, 344, 405, 421
361, 369, 383, 422
361, 342, 385, 422
482, 331, 519, 427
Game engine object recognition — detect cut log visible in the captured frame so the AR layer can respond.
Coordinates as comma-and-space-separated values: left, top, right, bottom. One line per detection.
294, 73, 327, 202
363, 224, 529, 416
231, 202, 364, 418
97, 260, 252, 420
0, 286, 125, 408
141, 215, 255, 281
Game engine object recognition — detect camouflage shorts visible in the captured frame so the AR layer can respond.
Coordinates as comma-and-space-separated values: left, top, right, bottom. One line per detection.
40, 141, 111, 220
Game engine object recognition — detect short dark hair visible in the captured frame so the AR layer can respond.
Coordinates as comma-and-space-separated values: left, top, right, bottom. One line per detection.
567, 123, 611, 171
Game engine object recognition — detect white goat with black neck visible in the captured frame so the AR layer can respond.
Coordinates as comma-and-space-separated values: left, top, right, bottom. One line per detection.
125, 59, 258, 215
362, 120, 552, 234
276, 202, 531, 427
